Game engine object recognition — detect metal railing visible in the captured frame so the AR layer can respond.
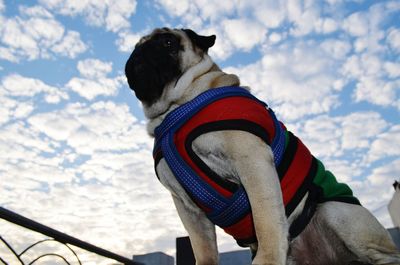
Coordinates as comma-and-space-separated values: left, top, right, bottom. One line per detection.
0, 207, 142, 265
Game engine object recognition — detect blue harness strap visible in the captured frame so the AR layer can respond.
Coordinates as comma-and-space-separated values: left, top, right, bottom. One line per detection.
153, 86, 286, 228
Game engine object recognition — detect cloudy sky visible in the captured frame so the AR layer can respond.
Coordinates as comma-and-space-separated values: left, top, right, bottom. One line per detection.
0, 0, 399, 264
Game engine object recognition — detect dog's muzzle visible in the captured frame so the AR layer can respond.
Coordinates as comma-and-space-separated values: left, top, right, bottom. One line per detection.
125, 33, 183, 106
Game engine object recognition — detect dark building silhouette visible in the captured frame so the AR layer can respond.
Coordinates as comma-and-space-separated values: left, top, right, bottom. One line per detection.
176, 236, 195, 265
175, 236, 252, 265
133, 252, 174, 265
219, 249, 252, 264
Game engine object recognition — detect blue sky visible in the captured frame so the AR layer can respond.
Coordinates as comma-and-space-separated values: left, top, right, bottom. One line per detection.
0, 0, 399, 263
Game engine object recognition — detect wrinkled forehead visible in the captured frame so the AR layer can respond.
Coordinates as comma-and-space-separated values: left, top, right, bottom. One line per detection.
136, 28, 187, 47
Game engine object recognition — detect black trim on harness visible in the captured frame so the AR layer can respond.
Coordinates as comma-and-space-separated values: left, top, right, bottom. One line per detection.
288, 182, 323, 239
276, 131, 297, 180
153, 150, 163, 180
318, 196, 361, 205
285, 157, 318, 217
186, 119, 270, 144
185, 119, 271, 194
237, 235, 258, 248
154, 150, 163, 167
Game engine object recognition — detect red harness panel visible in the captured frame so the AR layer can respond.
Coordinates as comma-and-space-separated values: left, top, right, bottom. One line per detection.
174, 96, 276, 198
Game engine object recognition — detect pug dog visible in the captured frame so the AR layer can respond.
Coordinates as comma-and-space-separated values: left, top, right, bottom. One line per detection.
125, 28, 400, 265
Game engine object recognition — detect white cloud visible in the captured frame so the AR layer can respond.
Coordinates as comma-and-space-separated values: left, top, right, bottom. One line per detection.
27, 101, 149, 155
296, 114, 342, 158
287, 0, 322, 36
225, 41, 343, 120
0, 122, 60, 165
352, 159, 400, 227
341, 2, 399, 54
158, 0, 236, 24
0, 46, 17, 61
323, 159, 362, 183
0, 0, 5, 13
195, 0, 236, 23
157, 0, 190, 17
77, 59, 113, 79
292, 111, 389, 161
342, 54, 400, 109
156, 0, 267, 59
222, 18, 267, 51
116, 31, 141, 52
340, 112, 388, 150
28, 106, 82, 141
366, 125, 400, 164
19, 4, 53, 17
320, 17, 339, 34
207, 27, 235, 61
1, 18, 39, 60
39, 0, 137, 33
336, 3, 400, 111
321, 39, 352, 59
13, 103, 34, 119
0, 90, 184, 259
51, 31, 87, 58
342, 11, 369, 37
1, 74, 69, 103
155, 0, 346, 61
238, 0, 286, 29
0, 5, 87, 62
0, 96, 17, 125
387, 28, 400, 52
66, 75, 124, 101
66, 59, 124, 100
353, 76, 399, 109
384, 62, 400, 78
66, 78, 117, 100
268, 32, 284, 44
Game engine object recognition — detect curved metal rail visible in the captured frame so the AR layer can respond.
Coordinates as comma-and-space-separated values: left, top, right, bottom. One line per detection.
0, 206, 142, 265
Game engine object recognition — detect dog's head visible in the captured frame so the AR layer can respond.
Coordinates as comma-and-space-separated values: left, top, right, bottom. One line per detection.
125, 28, 216, 107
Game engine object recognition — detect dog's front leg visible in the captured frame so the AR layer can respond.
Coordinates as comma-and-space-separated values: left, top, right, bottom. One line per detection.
172, 195, 219, 265
157, 160, 218, 264
228, 131, 289, 265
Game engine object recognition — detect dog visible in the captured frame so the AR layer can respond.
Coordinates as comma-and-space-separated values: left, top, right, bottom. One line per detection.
125, 28, 400, 265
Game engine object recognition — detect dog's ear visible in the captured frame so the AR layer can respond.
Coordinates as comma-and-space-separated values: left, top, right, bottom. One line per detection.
182, 29, 216, 52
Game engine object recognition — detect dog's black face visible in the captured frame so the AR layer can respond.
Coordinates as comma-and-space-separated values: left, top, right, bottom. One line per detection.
125, 31, 183, 105
125, 28, 216, 106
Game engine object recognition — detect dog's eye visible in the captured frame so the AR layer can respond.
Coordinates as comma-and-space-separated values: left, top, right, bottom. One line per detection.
164, 39, 172, 48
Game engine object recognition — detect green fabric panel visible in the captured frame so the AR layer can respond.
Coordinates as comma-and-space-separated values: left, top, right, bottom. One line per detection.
313, 159, 356, 200
284, 130, 289, 149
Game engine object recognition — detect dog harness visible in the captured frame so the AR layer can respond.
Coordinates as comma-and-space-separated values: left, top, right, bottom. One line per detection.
153, 86, 360, 246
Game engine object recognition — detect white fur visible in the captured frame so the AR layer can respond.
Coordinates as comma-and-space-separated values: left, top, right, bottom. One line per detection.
143, 54, 214, 120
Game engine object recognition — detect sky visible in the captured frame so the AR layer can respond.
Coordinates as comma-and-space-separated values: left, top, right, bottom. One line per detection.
0, 0, 399, 264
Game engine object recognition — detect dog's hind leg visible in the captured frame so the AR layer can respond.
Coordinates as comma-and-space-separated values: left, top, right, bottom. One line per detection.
318, 202, 400, 265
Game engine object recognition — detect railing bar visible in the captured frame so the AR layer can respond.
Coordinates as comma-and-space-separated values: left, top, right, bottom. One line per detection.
0, 256, 9, 265
19, 238, 82, 265
0, 236, 24, 265
28, 253, 71, 265
19, 239, 51, 257
0, 207, 141, 265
